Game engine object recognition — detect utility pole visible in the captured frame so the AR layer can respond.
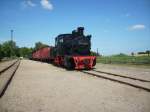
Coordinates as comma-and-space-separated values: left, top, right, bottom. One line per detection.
97, 48, 99, 56
11, 30, 13, 42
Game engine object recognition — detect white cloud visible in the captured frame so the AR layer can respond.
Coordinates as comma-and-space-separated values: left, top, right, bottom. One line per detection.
40, 0, 53, 10
21, 0, 36, 8
27, 0, 36, 7
129, 24, 146, 30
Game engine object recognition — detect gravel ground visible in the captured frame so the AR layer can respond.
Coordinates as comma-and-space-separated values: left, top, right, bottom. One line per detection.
0, 60, 150, 112
87, 70, 150, 90
0, 61, 20, 95
95, 63, 150, 81
0, 60, 17, 72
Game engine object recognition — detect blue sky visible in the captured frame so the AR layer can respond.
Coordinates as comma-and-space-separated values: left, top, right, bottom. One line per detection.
0, 0, 150, 55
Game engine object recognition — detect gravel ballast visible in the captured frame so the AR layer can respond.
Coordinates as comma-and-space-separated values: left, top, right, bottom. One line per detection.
0, 60, 150, 112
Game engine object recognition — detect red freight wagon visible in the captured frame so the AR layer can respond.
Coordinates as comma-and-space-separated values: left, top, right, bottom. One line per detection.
40, 47, 50, 60
32, 50, 40, 60
32, 47, 54, 62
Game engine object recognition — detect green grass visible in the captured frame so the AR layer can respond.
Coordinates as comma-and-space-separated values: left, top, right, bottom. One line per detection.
97, 55, 150, 66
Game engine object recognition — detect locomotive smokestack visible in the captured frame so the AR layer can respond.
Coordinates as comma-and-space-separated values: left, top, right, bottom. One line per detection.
77, 27, 84, 35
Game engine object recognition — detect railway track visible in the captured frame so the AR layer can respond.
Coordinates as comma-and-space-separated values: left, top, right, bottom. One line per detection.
0, 60, 18, 74
0, 60, 20, 97
81, 69, 150, 92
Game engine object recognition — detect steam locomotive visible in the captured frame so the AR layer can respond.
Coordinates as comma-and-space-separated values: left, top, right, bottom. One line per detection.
32, 27, 96, 69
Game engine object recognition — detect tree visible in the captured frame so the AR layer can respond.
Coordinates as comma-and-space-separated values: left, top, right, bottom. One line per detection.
131, 52, 134, 56
34, 42, 49, 51
113, 53, 128, 57
14, 46, 20, 57
138, 52, 146, 54
0, 40, 49, 59
1, 41, 17, 57
0, 44, 2, 60
91, 51, 100, 56
146, 50, 150, 56
19, 47, 33, 58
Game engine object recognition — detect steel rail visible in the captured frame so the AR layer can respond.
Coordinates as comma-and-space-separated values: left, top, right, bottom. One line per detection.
81, 70, 150, 92
93, 69, 150, 83
0, 60, 19, 75
0, 60, 20, 98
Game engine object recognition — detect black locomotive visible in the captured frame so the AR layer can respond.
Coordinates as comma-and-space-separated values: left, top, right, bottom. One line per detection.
32, 27, 96, 69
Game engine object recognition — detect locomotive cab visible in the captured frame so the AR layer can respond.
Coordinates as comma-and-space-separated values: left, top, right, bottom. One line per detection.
55, 27, 91, 56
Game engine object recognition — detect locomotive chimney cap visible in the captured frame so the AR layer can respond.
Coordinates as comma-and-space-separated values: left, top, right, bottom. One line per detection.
77, 27, 84, 35
77, 27, 84, 30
